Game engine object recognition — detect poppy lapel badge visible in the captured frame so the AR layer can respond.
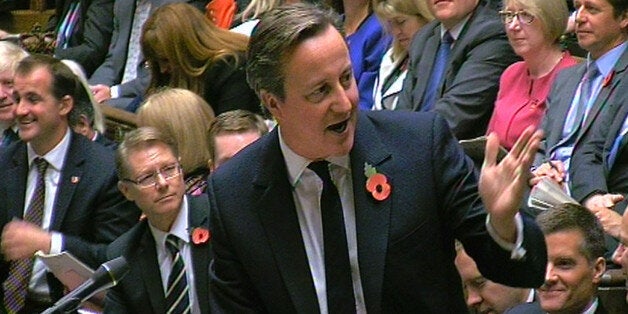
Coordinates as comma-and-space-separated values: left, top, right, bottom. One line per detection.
364, 162, 391, 201
190, 227, 211, 245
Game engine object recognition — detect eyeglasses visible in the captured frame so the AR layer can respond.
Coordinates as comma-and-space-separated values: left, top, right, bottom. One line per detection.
123, 163, 182, 189
498, 10, 535, 25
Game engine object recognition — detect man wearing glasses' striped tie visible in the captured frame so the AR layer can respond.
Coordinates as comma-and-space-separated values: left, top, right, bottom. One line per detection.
104, 127, 212, 314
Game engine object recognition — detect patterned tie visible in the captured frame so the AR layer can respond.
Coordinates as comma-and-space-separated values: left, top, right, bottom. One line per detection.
165, 235, 191, 314
422, 32, 453, 111
122, 0, 151, 84
575, 64, 600, 128
2, 158, 49, 313
55, 1, 82, 49
308, 161, 356, 313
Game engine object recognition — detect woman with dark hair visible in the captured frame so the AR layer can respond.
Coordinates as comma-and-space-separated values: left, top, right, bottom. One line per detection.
141, 2, 261, 115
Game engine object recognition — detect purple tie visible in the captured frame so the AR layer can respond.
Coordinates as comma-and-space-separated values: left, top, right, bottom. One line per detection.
2, 158, 48, 313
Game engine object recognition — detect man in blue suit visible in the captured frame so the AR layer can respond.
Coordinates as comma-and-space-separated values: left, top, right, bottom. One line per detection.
0, 55, 139, 313
208, 4, 548, 313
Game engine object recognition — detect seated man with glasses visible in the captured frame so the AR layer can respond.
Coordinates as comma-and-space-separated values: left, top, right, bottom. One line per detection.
104, 126, 212, 313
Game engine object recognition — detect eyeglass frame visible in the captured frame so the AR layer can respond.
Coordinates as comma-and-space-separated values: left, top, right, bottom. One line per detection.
122, 162, 183, 189
498, 10, 535, 25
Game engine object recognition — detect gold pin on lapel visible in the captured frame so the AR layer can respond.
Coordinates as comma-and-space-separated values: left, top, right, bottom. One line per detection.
71, 176, 80, 184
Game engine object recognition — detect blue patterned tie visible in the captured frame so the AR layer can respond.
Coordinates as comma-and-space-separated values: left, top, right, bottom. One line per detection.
308, 161, 356, 313
2, 158, 48, 313
165, 235, 191, 314
422, 32, 453, 111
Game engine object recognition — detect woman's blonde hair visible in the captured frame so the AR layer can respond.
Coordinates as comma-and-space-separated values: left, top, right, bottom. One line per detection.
373, 0, 434, 61
142, 3, 249, 96
137, 88, 215, 175
503, 0, 569, 43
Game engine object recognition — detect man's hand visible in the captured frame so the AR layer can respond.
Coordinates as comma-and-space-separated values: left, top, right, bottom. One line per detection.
91, 84, 112, 103
584, 193, 624, 238
479, 126, 543, 242
529, 160, 566, 187
1, 220, 52, 260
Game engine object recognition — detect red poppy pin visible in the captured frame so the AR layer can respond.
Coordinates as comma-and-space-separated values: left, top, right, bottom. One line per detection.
190, 227, 211, 245
364, 163, 391, 201
603, 71, 614, 88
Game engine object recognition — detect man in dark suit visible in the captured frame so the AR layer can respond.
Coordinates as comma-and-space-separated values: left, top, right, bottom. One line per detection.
208, 4, 547, 313
0, 42, 27, 150
88, 0, 205, 111
396, 0, 519, 140
47, 0, 115, 77
530, 0, 627, 190
506, 203, 608, 314
0, 55, 139, 313
104, 127, 211, 313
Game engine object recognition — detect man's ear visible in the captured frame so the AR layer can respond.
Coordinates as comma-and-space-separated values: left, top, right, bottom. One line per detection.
73, 114, 90, 136
59, 95, 74, 116
260, 90, 281, 121
118, 181, 134, 201
591, 256, 606, 285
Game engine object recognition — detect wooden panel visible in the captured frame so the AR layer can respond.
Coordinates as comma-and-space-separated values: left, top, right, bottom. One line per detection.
99, 104, 138, 143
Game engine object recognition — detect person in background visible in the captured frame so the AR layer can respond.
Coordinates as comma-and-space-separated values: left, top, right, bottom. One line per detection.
141, 2, 261, 116
208, 3, 547, 312
397, 0, 520, 140
0, 42, 27, 150
0, 54, 139, 313
231, 0, 306, 36
207, 109, 268, 171
61, 59, 115, 149
325, 0, 392, 111
138, 88, 215, 195
612, 207, 628, 304
105, 127, 212, 313
486, 0, 578, 151
506, 203, 607, 314
455, 240, 534, 313
371, 0, 433, 111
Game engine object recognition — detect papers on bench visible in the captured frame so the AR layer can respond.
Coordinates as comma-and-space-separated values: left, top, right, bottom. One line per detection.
528, 177, 578, 211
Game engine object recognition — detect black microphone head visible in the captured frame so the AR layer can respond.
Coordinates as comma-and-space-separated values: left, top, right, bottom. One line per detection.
100, 256, 130, 286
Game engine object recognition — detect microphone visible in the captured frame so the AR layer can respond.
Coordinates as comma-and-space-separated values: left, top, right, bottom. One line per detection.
42, 256, 130, 314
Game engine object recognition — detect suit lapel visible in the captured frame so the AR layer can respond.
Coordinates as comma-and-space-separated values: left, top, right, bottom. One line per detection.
7, 144, 28, 220
550, 65, 586, 150
188, 195, 211, 314
50, 133, 85, 230
413, 28, 440, 110
254, 131, 319, 311
138, 226, 167, 314
350, 113, 392, 313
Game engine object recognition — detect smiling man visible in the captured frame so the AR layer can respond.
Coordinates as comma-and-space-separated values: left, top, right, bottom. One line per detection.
0, 42, 27, 150
208, 3, 548, 313
506, 203, 607, 314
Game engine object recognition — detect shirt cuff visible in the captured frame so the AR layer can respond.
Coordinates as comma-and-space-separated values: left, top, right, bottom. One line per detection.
110, 85, 120, 99
485, 212, 526, 260
49, 232, 63, 254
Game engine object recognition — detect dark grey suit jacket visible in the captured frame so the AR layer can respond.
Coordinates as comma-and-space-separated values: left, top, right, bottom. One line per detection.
505, 300, 608, 314
396, 0, 519, 140
0, 132, 140, 302
208, 110, 547, 313
47, 0, 115, 76
534, 49, 628, 167
103, 194, 212, 314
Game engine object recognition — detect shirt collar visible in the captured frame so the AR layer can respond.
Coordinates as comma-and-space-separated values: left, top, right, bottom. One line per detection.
440, 13, 472, 42
582, 297, 599, 314
587, 41, 627, 79
27, 128, 72, 172
277, 127, 350, 188
149, 195, 190, 246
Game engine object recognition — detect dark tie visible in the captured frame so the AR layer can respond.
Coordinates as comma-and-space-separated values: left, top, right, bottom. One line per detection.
2, 158, 49, 313
308, 161, 356, 313
1, 128, 19, 148
422, 32, 453, 111
165, 235, 191, 314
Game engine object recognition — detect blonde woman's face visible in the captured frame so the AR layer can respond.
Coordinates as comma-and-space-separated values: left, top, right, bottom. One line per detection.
386, 14, 427, 51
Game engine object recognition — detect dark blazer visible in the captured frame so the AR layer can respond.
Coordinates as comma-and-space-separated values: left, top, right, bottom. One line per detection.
208, 110, 547, 313
534, 48, 628, 167
505, 300, 608, 314
103, 194, 212, 314
88, 0, 205, 109
47, 0, 115, 76
202, 53, 261, 116
0, 132, 140, 301
396, 0, 519, 140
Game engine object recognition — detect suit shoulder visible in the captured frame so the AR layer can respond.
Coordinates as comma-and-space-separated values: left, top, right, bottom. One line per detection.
504, 302, 542, 314
107, 220, 146, 259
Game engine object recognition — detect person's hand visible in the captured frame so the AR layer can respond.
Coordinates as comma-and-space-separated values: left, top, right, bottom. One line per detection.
479, 126, 543, 242
1, 220, 52, 260
584, 193, 624, 238
529, 160, 566, 187
0, 29, 8, 39
91, 84, 112, 103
